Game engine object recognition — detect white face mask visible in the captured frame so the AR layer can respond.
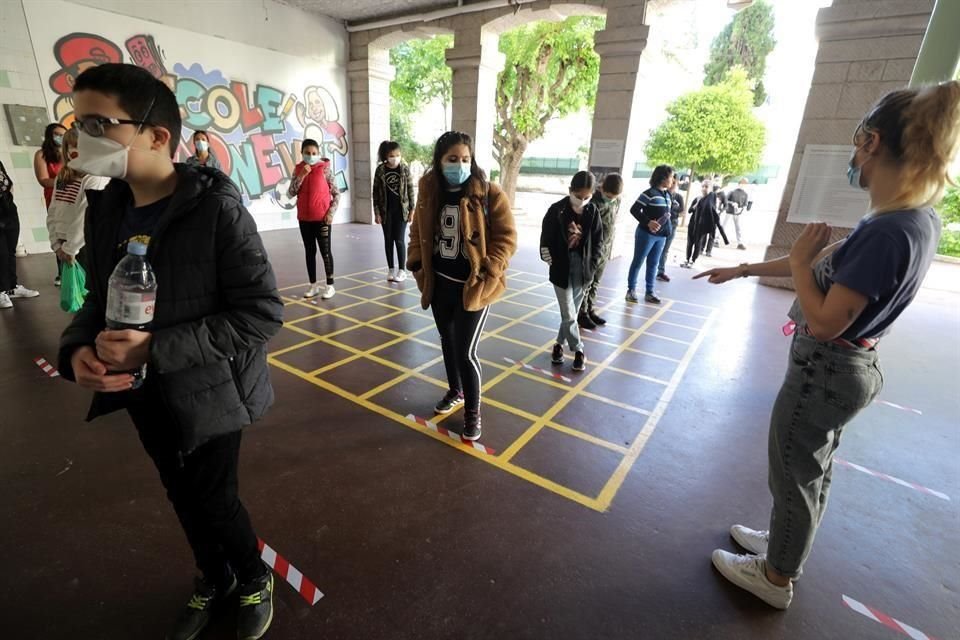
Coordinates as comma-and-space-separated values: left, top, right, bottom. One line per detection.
387, 156, 401, 168
569, 194, 591, 212
69, 130, 134, 179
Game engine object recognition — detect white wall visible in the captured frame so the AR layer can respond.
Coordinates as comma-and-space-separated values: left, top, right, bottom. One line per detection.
0, 0, 350, 257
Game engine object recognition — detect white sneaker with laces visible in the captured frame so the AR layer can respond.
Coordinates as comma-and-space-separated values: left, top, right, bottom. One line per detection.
10, 284, 39, 299
387, 269, 397, 282
321, 285, 335, 300
396, 270, 407, 283
0, 292, 12, 309
730, 525, 769, 555
303, 283, 323, 299
54, 276, 62, 287
711, 550, 793, 609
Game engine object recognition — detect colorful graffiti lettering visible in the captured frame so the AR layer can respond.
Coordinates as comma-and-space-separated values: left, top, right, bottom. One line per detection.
46, 31, 349, 209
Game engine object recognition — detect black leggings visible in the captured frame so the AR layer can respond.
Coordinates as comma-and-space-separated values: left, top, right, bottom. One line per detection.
299, 221, 334, 285
0, 198, 19, 292
382, 213, 407, 270
128, 401, 266, 587
431, 276, 489, 413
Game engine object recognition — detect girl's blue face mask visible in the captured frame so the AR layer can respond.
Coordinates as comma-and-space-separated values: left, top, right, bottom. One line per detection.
442, 162, 471, 186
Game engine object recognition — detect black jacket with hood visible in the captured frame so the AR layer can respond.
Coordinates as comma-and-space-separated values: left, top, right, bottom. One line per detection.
58, 164, 283, 454
539, 196, 604, 289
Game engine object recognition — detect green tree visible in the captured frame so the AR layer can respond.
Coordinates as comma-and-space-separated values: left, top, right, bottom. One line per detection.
703, 0, 776, 107
645, 67, 766, 201
494, 16, 604, 201
390, 35, 454, 123
936, 179, 960, 257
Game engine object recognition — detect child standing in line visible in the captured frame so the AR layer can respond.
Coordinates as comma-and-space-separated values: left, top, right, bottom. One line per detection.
372, 140, 415, 282
541, 171, 604, 373
578, 172, 623, 329
47, 127, 109, 269
288, 138, 340, 300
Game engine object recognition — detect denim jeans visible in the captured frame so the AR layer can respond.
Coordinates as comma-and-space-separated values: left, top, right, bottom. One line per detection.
554, 254, 585, 352
766, 334, 883, 578
657, 221, 677, 275
627, 226, 666, 294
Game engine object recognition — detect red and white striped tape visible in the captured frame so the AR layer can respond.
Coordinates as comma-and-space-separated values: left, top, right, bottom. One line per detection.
503, 357, 571, 383
842, 595, 939, 640
257, 538, 323, 606
874, 399, 923, 416
34, 357, 60, 378
834, 457, 949, 501
406, 414, 496, 455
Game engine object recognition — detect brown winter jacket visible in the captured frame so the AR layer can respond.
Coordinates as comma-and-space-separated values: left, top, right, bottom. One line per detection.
407, 171, 517, 312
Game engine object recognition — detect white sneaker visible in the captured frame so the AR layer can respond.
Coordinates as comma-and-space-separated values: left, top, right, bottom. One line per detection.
54, 276, 61, 287
387, 269, 397, 282
303, 283, 323, 299
396, 270, 407, 282
9, 284, 39, 299
321, 284, 335, 300
730, 525, 769, 555
711, 550, 793, 610
0, 292, 12, 309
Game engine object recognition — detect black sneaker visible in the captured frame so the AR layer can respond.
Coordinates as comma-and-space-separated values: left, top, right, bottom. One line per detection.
434, 389, 464, 415
645, 293, 662, 304
737, 244, 747, 250
462, 410, 481, 441
573, 351, 586, 372
237, 571, 274, 640
704, 250, 713, 257
551, 343, 564, 365
656, 272, 671, 282
166, 575, 237, 640
577, 311, 597, 330
588, 310, 606, 326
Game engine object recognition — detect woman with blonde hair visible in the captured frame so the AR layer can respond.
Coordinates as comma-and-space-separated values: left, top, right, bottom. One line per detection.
696, 81, 960, 609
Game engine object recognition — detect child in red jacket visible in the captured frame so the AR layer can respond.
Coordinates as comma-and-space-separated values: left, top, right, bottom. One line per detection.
288, 138, 340, 299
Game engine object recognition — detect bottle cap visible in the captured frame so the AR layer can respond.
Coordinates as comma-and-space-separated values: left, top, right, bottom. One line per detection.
127, 241, 148, 256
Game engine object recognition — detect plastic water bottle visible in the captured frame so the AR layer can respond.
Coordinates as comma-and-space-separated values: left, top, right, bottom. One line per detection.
105, 241, 157, 389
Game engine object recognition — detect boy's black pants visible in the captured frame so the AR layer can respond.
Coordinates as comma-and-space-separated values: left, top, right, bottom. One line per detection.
128, 400, 266, 587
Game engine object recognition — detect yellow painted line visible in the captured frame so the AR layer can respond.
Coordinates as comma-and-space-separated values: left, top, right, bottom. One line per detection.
622, 347, 681, 363
654, 319, 701, 331
543, 421, 629, 454
307, 354, 363, 377
579, 391, 653, 416
268, 355, 605, 511
665, 298, 716, 311
268, 337, 321, 358
605, 365, 669, 386
497, 302, 674, 463
594, 308, 718, 510
641, 332, 692, 345
478, 358, 570, 391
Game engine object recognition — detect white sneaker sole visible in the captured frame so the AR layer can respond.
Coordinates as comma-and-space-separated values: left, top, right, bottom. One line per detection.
434, 399, 464, 415
711, 550, 791, 610
461, 431, 481, 442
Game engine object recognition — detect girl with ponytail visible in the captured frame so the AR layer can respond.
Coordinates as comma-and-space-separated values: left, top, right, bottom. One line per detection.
695, 81, 960, 609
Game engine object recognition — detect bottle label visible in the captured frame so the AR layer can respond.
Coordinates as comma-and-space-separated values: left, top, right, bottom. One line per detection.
106, 290, 156, 326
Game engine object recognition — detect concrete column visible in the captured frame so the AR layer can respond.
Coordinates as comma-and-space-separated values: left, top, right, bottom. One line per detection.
347, 47, 395, 224
586, 2, 649, 259
760, 0, 934, 288
446, 28, 505, 174
910, 0, 960, 86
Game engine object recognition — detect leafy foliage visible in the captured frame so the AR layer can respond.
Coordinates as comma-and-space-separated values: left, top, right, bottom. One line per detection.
494, 16, 604, 200
645, 67, 766, 181
936, 178, 960, 257
703, 0, 776, 107
389, 36, 453, 165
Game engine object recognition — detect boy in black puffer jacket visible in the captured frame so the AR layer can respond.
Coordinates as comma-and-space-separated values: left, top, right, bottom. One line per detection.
58, 64, 282, 640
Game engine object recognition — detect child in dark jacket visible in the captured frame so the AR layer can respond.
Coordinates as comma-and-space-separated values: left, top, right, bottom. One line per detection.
58, 63, 283, 640
540, 171, 604, 373
372, 140, 415, 282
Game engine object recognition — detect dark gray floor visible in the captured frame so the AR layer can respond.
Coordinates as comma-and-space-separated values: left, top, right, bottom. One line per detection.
2, 223, 957, 640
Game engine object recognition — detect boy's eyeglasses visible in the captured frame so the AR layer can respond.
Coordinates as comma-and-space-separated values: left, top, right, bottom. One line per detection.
71, 116, 153, 138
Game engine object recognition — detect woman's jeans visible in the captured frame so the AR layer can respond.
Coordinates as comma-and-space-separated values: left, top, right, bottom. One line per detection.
627, 226, 665, 294
766, 334, 883, 578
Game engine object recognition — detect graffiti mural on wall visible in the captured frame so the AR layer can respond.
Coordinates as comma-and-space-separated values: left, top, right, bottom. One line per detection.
46, 32, 349, 209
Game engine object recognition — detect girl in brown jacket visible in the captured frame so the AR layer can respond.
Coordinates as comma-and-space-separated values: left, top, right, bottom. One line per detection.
407, 131, 517, 441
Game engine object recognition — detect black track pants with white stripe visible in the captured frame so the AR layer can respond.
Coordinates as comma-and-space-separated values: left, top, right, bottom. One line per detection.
430, 275, 489, 413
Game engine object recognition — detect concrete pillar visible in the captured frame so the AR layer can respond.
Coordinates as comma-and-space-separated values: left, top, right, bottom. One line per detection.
347, 46, 395, 224
586, 2, 649, 258
446, 28, 505, 174
760, 0, 934, 289
910, 0, 960, 86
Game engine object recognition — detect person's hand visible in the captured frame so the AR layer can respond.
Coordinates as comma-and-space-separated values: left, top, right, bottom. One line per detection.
324, 214, 334, 224
71, 346, 134, 392
648, 220, 661, 233
95, 330, 152, 371
692, 266, 742, 285
790, 222, 831, 268
375, 214, 382, 225
300, 164, 312, 176
56, 248, 73, 263
407, 211, 415, 223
